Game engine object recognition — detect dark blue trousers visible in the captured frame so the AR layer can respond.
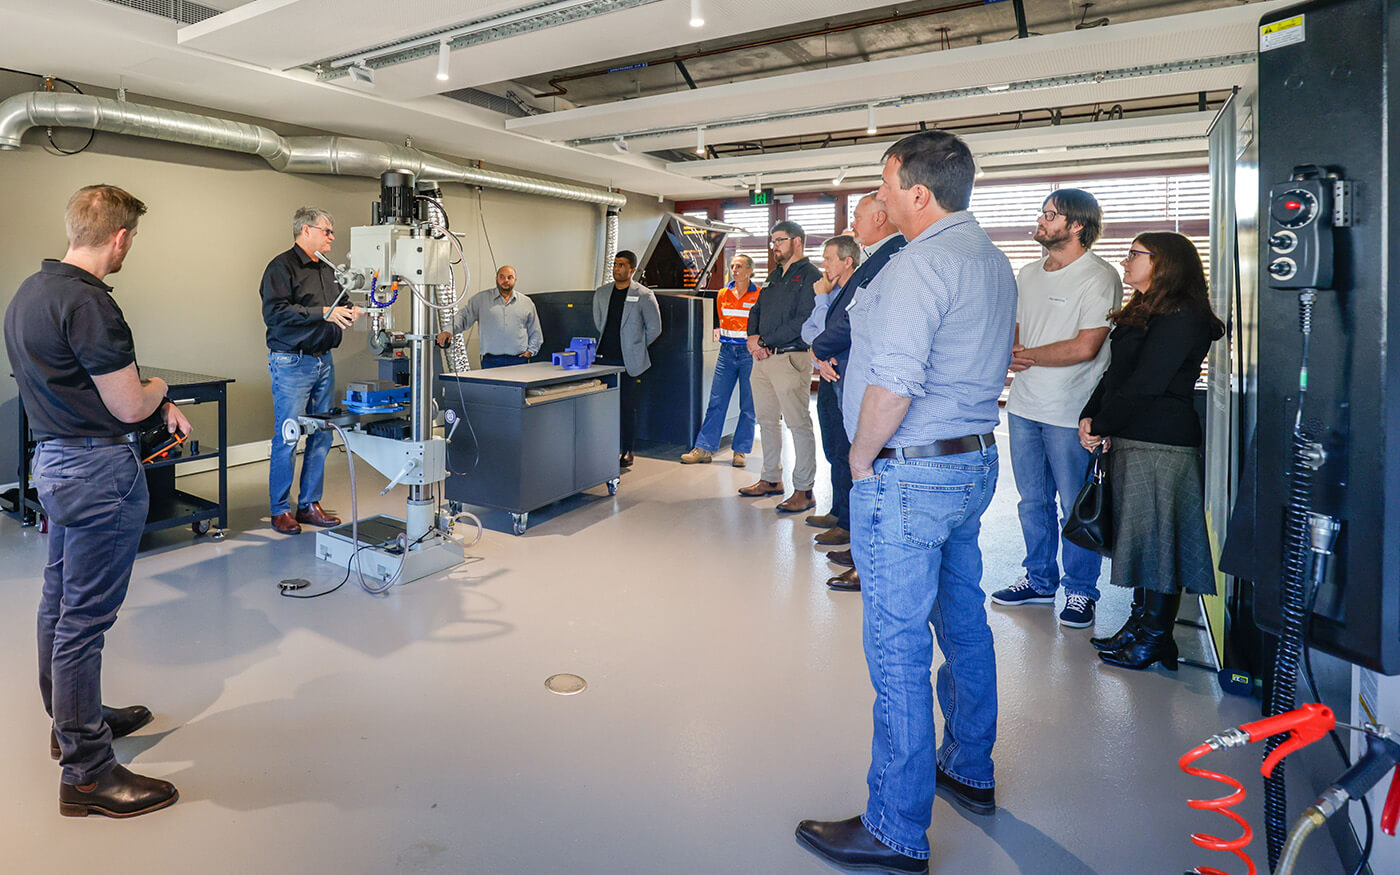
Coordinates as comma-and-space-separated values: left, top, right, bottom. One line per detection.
816, 379, 852, 530
481, 353, 526, 368
33, 442, 149, 784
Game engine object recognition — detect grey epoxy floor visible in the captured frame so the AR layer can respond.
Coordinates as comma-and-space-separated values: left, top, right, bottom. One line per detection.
0, 418, 1346, 874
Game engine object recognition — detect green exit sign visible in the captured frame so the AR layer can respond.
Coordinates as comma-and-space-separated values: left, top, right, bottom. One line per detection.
751, 187, 775, 206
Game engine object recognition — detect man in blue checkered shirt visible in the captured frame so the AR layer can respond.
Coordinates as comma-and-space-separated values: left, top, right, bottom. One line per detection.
797, 131, 1017, 874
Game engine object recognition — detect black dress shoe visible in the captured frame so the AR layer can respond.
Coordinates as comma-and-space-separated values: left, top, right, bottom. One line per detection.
795, 816, 928, 874
827, 549, 856, 568
619, 451, 634, 468
827, 568, 861, 592
59, 763, 178, 818
51, 704, 154, 759
935, 766, 996, 815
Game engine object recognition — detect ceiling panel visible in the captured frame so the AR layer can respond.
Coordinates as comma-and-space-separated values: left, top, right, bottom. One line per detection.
508, 1, 1287, 143
178, 0, 894, 100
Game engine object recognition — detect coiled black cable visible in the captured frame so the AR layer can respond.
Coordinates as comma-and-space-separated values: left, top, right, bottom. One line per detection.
1263, 290, 1317, 870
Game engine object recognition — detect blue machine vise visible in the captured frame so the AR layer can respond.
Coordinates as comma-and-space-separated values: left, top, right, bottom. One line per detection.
552, 337, 598, 370
344, 380, 411, 414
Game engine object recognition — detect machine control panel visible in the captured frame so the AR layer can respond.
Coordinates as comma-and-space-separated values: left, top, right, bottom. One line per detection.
1267, 178, 1334, 290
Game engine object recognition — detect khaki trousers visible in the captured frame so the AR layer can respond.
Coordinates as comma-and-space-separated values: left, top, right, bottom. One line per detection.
751, 350, 816, 490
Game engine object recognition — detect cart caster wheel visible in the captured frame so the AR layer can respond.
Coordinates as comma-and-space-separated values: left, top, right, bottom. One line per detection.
607, 478, 619, 496
511, 513, 528, 536
211, 529, 226, 541
192, 519, 212, 536
38, 515, 48, 534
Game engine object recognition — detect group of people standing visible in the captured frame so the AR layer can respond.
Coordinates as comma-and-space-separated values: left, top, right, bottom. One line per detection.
666, 135, 1224, 872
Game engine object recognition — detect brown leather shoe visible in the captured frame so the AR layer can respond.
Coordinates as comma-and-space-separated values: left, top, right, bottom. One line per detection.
271, 512, 301, 534
814, 526, 850, 547
776, 490, 815, 513
826, 548, 855, 568
619, 451, 634, 468
738, 479, 784, 497
827, 568, 861, 592
805, 513, 838, 529
295, 502, 341, 527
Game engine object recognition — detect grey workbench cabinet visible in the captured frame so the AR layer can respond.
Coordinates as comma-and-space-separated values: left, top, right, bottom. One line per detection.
439, 362, 625, 534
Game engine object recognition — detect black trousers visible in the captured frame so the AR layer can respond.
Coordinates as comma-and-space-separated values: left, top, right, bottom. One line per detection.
815, 379, 852, 529
618, 368, 646, 453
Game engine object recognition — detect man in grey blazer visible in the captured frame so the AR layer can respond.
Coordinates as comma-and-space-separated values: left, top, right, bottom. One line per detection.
593, 250, 662, 467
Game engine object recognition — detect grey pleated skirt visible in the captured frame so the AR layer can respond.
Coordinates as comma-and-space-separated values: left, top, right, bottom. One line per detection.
1106, 438, 1217, 595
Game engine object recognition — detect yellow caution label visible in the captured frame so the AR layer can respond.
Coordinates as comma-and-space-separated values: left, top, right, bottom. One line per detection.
1260, 15, 1305, 52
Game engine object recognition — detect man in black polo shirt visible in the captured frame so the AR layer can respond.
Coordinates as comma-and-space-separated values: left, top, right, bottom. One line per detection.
739, 220, 821, 513
5, 184, 189, 818
258, 207, 362, 534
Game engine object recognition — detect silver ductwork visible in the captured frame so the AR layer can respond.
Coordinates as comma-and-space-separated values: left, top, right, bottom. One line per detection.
602, 207, 620, 286
0, 91, 627, 209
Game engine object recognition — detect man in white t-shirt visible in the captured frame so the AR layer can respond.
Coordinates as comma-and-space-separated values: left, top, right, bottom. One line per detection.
991, 189, 1120, 629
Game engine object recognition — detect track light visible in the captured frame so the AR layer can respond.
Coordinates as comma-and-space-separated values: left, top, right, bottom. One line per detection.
695, 126, 705, 156
832, 167, 847, 186
690, 0, 704, 27
348, 63, 375, 86
866, 104, 877, 135
436, 40, 450, 81
612, 136, 629, 153
755, 172, 762, 191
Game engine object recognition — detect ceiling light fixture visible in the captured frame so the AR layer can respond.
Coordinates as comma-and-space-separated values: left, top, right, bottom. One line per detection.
755, 172, 763, 192
832, 166, 848, 185
866, 104, 877, 135
612, 136, 629, 153
690, 0, 704, 27
348, 63, 375, 86
986, 83, 1011, 92
695, 126, 705, 156
436, 40, 450, 81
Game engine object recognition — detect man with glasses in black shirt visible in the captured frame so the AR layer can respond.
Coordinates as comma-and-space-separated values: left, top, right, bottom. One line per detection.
5, 184, 190, 818
258, 207, 362, 534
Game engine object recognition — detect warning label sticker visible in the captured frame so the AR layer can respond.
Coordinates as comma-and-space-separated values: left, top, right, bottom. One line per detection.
1260, 15, 1305, 52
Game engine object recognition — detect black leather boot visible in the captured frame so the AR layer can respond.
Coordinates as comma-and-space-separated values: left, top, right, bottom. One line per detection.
1099, 591, 1181, 671
1091, 588, 1145, 652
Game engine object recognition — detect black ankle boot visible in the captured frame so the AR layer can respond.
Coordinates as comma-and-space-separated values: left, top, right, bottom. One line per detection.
1091, 588, 1146, 652
1099, 591, 1181, 671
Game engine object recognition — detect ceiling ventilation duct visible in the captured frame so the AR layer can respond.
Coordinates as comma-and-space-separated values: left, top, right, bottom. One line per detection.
0, 91, 626, 208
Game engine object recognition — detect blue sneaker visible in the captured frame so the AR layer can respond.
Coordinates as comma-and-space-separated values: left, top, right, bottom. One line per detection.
1059, 593, 1096, 628
990, 576, 1056, 607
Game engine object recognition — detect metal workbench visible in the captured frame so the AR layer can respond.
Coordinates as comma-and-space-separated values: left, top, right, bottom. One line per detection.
9, 367, 234, 542
438, 362, 624, 534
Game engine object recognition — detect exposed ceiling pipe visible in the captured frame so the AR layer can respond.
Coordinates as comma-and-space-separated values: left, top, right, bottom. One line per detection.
0, 91, 627, 208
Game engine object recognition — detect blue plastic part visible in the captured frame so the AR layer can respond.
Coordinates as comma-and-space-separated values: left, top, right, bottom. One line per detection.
553, 337, 598, 369
344, 385, 411, 414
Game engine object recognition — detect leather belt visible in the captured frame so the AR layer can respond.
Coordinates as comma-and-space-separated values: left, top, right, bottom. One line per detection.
877, 433, 995, 460
41, 433, 139, 448
769, 344, 808, 354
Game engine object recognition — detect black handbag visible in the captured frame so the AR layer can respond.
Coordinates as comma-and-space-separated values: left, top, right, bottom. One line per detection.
1062, 446, 1113, 556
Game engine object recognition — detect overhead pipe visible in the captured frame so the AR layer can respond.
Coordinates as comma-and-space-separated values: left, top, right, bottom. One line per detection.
0, 91, 627, 209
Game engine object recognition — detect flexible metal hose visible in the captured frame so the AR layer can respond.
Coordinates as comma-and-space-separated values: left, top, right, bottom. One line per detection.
1264, 290, 1318, 868
1275, 807, 1326, 874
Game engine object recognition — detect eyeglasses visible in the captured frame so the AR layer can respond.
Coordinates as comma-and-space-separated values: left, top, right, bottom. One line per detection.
1124, 249, 1153, 260
1037, 209, 1061, 222
312, 226, 335, 236
770, 236, 792, 245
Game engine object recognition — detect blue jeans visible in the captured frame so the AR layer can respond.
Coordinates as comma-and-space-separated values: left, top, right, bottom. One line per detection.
851, 446, 999, 859
481, 353, 525, 369
269, 351, 335, 515
693, 342, 755, 454
1008, 413, 1102, 601
33, 442, 149, 784
816, 379, 851, 529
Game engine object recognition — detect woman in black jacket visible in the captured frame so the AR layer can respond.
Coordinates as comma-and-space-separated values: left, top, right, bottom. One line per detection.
1077, 232, 1225, 671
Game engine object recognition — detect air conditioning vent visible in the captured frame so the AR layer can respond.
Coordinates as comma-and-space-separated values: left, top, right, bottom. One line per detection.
100, 0, 220, 26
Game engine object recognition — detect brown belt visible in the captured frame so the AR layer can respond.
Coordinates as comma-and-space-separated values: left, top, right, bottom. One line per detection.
876, 433, 995, 460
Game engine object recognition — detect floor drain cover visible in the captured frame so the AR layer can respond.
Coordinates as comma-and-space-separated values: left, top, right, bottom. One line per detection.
544, 673, 587, 695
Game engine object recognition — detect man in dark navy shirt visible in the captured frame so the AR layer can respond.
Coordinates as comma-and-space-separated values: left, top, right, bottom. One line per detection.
4, 184, 189, 818
258, 207, 362, 534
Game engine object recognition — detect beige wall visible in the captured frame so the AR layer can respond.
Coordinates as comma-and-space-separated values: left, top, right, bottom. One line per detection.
0, 74, 671, 481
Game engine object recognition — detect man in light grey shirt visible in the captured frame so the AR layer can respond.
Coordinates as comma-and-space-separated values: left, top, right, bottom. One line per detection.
435, 265, 542, 368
